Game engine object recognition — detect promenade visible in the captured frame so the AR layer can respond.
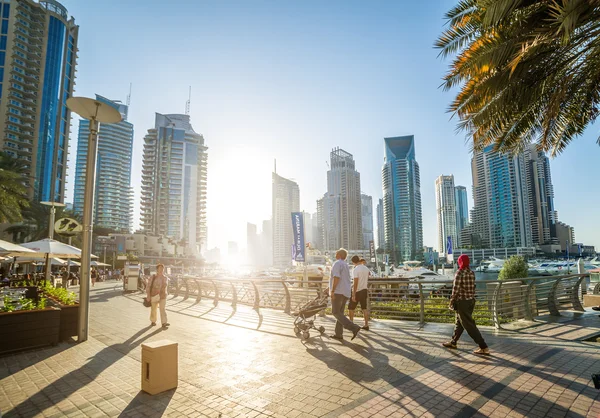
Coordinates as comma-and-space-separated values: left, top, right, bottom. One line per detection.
1, 281, 599, 418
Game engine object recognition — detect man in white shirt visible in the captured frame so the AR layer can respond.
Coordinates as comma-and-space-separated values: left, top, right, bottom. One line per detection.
349, 256, 370, 331
329, 248, 361, 341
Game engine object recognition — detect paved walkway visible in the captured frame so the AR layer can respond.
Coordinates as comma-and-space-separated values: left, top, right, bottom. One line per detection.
1, 281, 599, 417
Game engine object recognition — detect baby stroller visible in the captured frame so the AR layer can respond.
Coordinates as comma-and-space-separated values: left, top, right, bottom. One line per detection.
292, 290, 329, 340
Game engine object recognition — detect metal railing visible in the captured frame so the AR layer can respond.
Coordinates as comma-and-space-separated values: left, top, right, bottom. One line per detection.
157, 273, 593, 329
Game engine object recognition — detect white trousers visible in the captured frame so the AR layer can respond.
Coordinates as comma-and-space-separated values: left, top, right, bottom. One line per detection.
150, 297, 167, 325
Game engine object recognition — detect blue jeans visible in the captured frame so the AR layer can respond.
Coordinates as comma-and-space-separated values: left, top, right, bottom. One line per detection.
331, 294, 359, 337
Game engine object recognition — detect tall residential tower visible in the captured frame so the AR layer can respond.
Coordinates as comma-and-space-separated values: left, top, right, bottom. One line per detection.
140, 113, 208, 256
382, 136, 423, 262
0, 0, 78, 203
318, 148, 362, 252
376, 198, 384, 250
435, 175, 458, 256
272, 171, 299, 267
73, 95, 133, 231
470, 146, 532, 248
454, 186, 468, 247
361, 194, 374, 250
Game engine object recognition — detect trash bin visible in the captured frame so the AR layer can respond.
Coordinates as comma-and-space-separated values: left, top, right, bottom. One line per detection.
141, 339, 178, 395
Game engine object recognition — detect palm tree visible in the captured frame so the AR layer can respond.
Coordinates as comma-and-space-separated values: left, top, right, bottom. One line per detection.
436, 0, 600, 156
0, 152, 29, 223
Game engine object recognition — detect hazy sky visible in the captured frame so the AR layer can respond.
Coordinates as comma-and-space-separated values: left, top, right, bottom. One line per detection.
63, 0, 600, 252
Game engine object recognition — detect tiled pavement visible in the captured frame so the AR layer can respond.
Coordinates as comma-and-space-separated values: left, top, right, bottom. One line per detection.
1, 281, 600, 417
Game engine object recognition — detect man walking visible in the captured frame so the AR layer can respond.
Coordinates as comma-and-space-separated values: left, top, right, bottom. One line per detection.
443, 255, 490, 354
349, 256, 370, 331
329, 248, 361, 341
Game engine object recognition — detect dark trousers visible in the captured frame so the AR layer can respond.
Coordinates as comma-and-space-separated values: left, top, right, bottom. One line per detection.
331, 294, 359, 337
452, 299, 488, 349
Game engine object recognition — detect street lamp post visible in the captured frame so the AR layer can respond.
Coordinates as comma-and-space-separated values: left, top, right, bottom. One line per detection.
40, 201, 65, 283
66, 97, 122, 343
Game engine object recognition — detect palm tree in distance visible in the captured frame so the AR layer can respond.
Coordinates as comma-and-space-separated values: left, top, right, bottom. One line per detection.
0, 152, 29, 223
436, 0, 600, 156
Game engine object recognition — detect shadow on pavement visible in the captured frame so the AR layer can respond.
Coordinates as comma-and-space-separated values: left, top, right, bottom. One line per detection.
6, 325, 164, 417
118, 388, 175, 417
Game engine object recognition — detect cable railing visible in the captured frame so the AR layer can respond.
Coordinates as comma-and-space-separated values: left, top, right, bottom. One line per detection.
157, 273, 593, 329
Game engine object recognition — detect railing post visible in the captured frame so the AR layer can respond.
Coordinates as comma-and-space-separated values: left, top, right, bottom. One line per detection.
547, 278, 561, 316
418, 283, 425, 325
571, 276, 585, 312
211, 280, 219, 307
183, 278, 189, 300
230, 282, 237, 309
523, 280, 536, 321
282, 281, 291, 314
492, 281, 503, 329
195, 279, 202, 303
251, 281, 260, 312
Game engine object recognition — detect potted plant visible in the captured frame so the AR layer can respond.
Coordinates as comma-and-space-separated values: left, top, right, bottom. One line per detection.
42, 283, 79, 341
0, 295, 61, 354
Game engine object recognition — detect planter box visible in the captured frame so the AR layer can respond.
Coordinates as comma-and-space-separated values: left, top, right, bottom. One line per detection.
46, 298, 79, 341
0, 308, 60, 354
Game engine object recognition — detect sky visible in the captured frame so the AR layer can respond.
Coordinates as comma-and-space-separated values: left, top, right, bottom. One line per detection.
62, 0, 600, 253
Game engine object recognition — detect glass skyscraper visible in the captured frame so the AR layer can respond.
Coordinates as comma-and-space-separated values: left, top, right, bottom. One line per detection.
361, 194, 374, 250
454, 185, 468, 247
435, 175, 457, 256
382, 136, 423, 263
471, 146, 532, 248
140, 113, 208, 257
73, 95, 133, 232
0, 0, 78, 203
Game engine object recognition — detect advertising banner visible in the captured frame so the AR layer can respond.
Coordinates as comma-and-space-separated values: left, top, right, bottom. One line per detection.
291, 212, 305, 262
446, 236, 453, 263
369, 240, 375, 263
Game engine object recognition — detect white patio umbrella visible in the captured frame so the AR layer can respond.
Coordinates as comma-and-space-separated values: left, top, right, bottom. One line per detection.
91, 261, 110, 267
17, 257, 67, 266
0, 239, 37, 257
21, 238, 82, 282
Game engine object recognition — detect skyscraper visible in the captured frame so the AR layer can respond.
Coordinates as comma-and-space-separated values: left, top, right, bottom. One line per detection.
272, 172, 299, 267
435, 175, 458, 256
318, 148, 363, 252
376, 198, 384, 250
454, 186, 468, 247
0, 0, 78, 203
524, 144, 557, 246
73, 95, 133, 232
361, 194, 374, 250
382, 136, 423, 262
140, 113, 208, 256
471, 146, 532, 248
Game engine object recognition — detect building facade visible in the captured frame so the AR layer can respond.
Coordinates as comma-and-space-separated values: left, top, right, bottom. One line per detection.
140, 113, 208, 257
470, 146, 532, 249
272, 172, 299, 267
435, 175, 458, 256
454, 185, 468, 247
556, 221, 575, 251
382, 136, 423, 262
0, 0, 78, 203
376, 198, 384, 250
73, 95, 133, 231
318, 148, 363, 252
524, 144, 557, 246
361, 194, 374, 250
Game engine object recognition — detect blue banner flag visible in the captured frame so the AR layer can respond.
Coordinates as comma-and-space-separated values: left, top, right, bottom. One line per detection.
291, 212, 305, 262
446, 236, 454, 262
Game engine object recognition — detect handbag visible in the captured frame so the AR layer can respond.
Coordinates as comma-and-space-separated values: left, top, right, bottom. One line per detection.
143, 275, 157, 308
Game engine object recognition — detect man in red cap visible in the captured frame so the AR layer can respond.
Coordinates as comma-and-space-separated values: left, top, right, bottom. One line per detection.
443, 254, 490, 355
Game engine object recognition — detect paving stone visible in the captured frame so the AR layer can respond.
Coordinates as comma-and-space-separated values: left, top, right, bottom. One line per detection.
1, 282, 600, 418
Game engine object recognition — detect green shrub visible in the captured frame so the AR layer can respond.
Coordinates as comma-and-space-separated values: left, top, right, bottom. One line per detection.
42, 282, 77, 305
498, 256, 528, 281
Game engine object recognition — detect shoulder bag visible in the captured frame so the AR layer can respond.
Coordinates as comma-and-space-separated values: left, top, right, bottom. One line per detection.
143, 275, 156, 308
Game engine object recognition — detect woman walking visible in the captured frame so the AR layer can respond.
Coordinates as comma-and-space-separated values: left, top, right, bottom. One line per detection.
146, 264, 170, 328
442, 255, 490, 355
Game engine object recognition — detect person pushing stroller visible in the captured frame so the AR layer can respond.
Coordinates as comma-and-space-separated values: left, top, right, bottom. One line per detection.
329, 248, 361, 341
